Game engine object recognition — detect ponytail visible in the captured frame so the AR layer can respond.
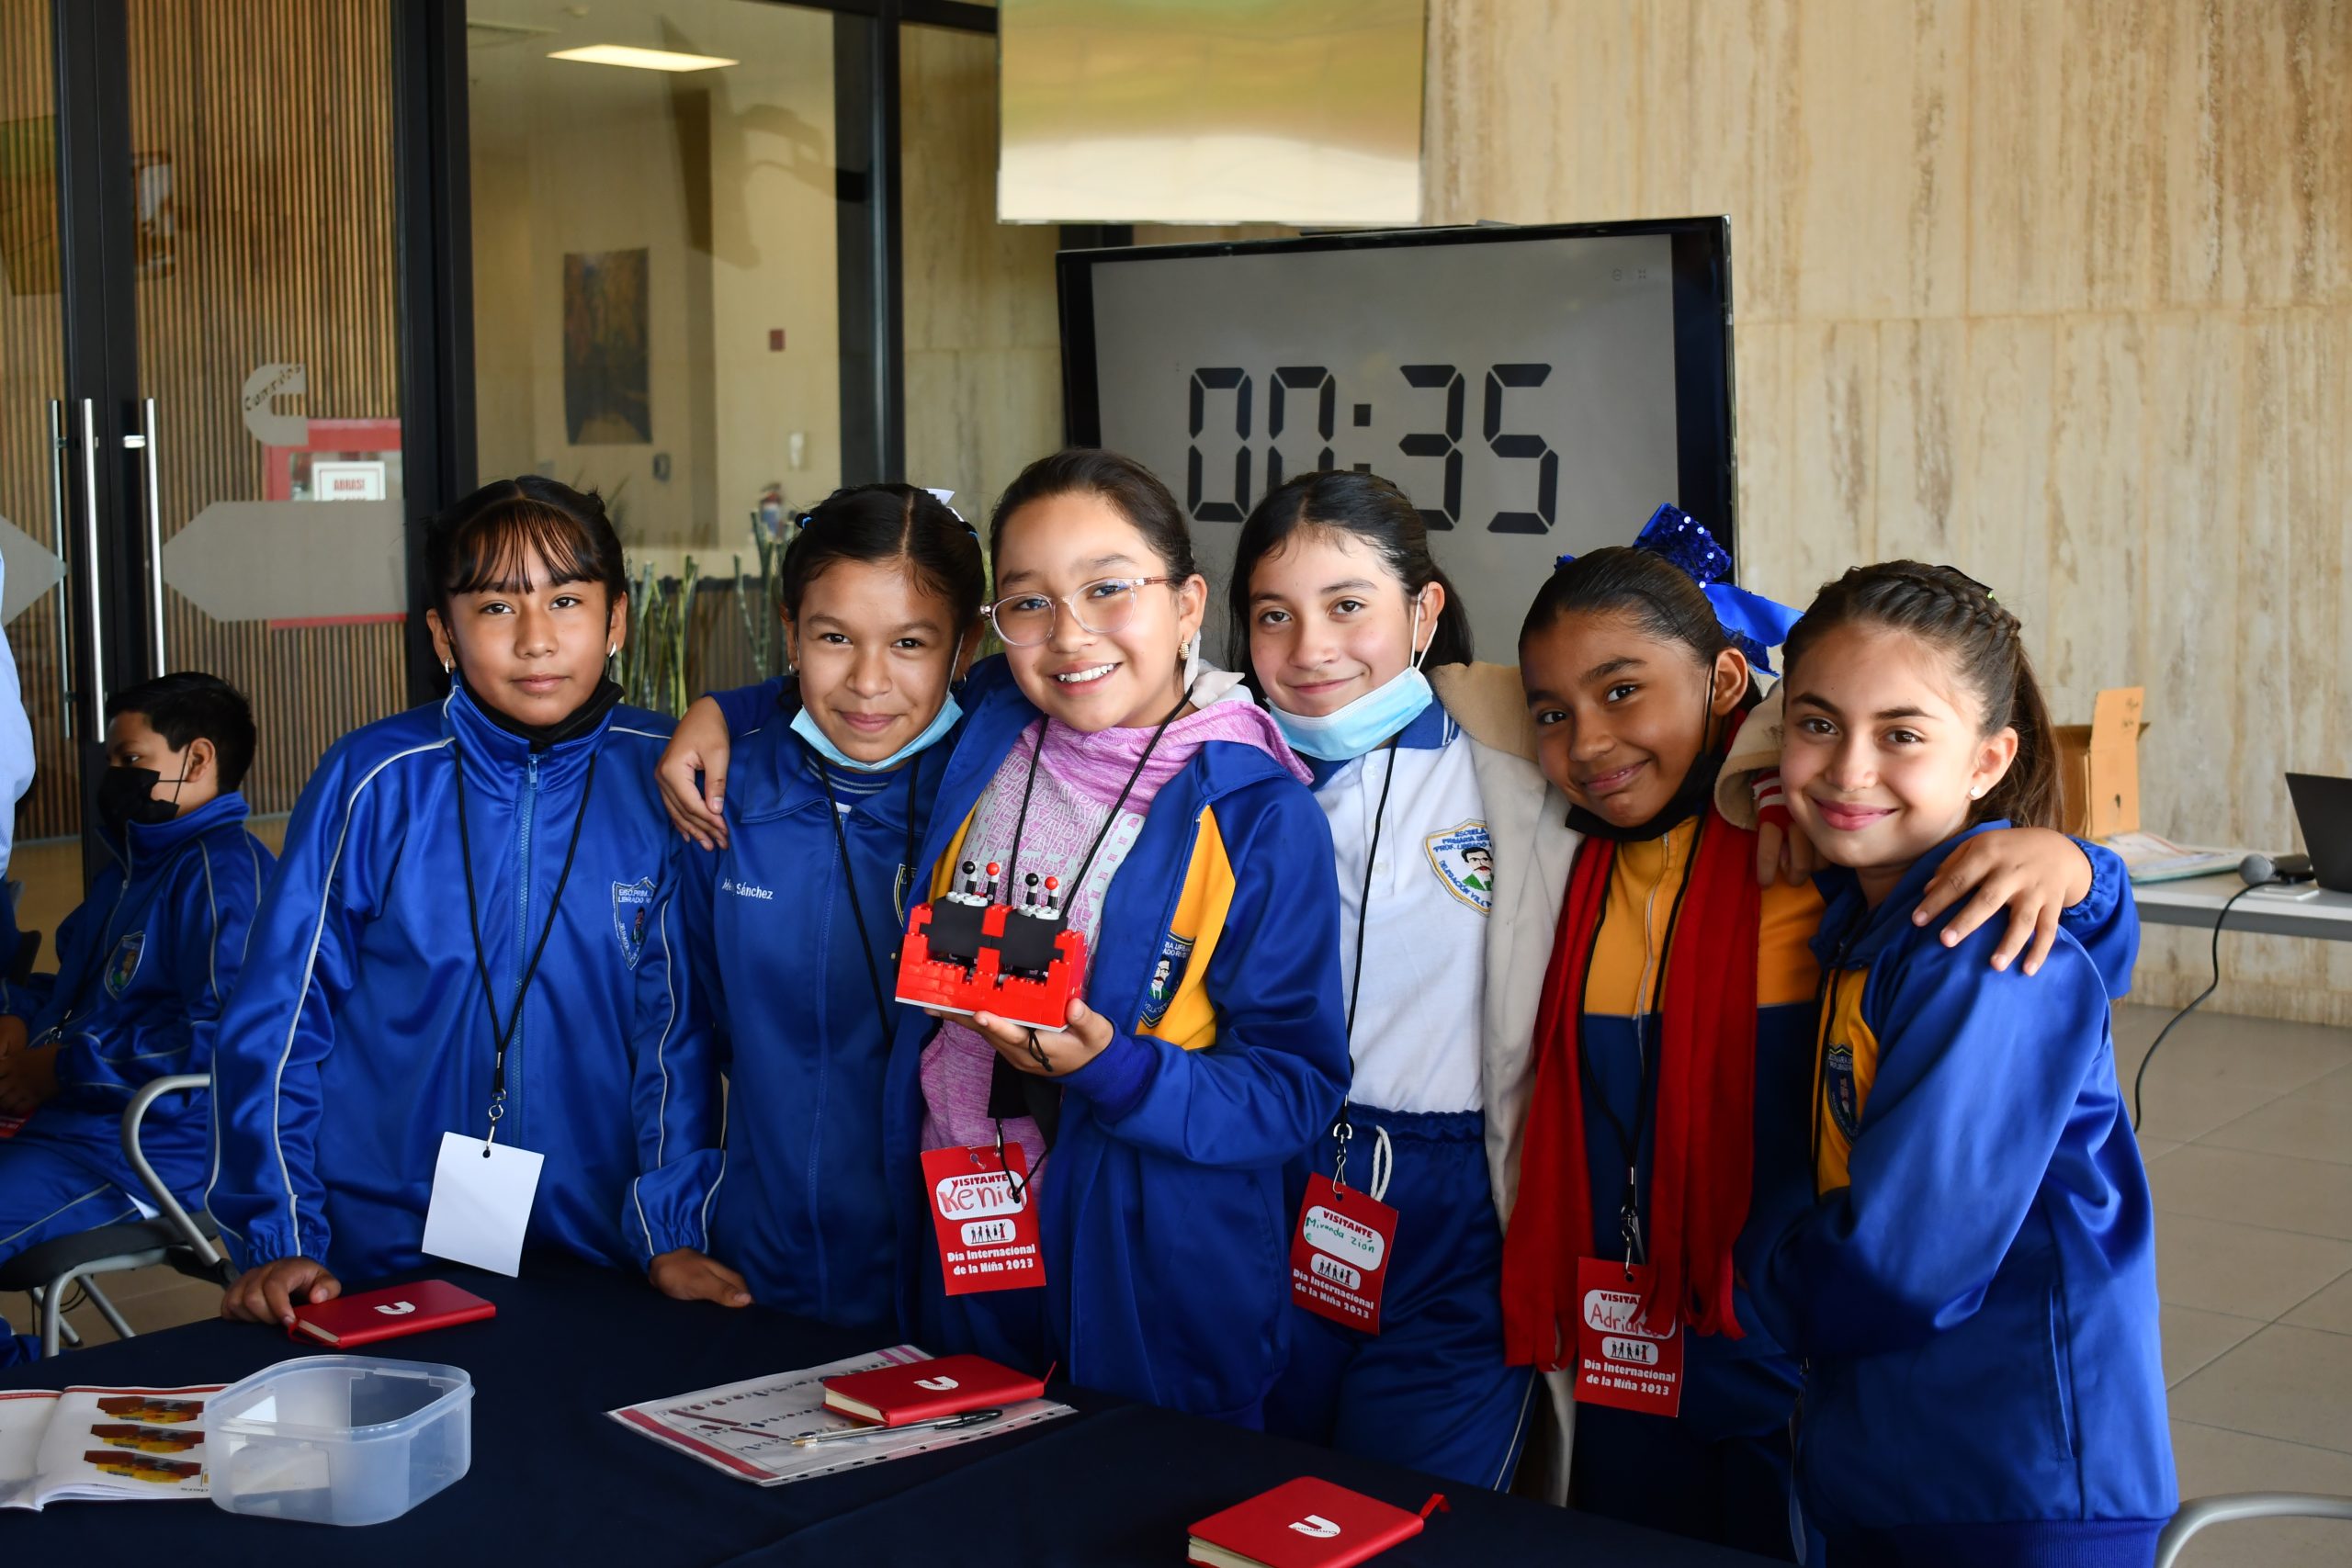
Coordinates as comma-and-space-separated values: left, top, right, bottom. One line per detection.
1781, 561, 2061, 830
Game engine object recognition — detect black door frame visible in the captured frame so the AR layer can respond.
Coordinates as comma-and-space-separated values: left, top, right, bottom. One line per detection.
393, 0, 1000, 708
34, 0, 1007, 868
48, 0, 179, 879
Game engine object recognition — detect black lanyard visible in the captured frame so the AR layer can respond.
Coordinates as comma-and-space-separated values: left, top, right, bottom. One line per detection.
804, 743, 924, 1042
986, 689, 1191, 1173
1574, 813, 1706, 1263
451, 743, 601, 1144
1329, 741, 1400, 1189
1001, 695, 1188, 916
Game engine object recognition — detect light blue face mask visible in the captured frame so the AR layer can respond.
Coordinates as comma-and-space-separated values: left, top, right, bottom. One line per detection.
1271, 598, 1437, 762
789, 634, 965, 773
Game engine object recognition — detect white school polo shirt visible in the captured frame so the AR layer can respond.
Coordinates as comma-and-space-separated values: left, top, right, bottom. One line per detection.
1307, 698, 1491, 1116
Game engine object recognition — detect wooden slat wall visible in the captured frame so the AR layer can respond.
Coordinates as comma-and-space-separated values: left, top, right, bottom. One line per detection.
5, 0, 405, 847
1418, 0, 2352, 1023
120, 0, 406, 822
0, 0, 74, 844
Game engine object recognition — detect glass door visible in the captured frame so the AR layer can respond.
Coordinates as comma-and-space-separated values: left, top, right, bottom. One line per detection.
127, 0, 410, 832
1, 0, 96, 941
4, 0, 411, 938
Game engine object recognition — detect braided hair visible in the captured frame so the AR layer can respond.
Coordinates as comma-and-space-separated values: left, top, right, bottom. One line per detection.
1781, 561, 2061, 829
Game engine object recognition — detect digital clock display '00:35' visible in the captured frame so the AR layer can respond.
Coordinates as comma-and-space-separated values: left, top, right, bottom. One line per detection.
1183, 363, 1560, 535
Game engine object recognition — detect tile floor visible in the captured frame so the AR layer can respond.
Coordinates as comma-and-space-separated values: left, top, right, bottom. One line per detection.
10, 1004, 2351, 1562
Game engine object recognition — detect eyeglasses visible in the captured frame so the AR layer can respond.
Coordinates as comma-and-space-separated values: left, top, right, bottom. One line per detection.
984, 577, 1175, 647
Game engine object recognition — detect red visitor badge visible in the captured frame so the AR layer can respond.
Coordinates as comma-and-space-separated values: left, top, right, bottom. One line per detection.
1289, 1175, 1397, 1335
1573, 1256, 1684, 1416
921, 1143, 1045, 1296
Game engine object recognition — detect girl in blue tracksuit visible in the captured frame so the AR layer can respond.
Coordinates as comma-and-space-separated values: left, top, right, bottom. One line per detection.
1229, 470, 1537, 1487
1504, 521, 2138, 1554
903, 449, 1348, 1423
209, 478, 713, 1326
1741, 560, 2172, 1567
644, 485, 984, 1328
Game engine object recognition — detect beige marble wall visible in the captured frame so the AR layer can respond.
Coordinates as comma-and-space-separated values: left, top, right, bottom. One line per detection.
912, 2, 2350, 1018
902, 23, 1065, 523
1420, 0, 2352, 1021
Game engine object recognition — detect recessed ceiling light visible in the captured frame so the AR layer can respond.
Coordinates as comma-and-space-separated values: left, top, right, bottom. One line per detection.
548, 44, 736, 72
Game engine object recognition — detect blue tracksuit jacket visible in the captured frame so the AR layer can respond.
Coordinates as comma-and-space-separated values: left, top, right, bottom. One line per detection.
1739, 823, 2173, 1559
876, 657, 1351, 1422
207, 686, 715, 1283
1, 793, 270, 1202
668, 678, 954, 1325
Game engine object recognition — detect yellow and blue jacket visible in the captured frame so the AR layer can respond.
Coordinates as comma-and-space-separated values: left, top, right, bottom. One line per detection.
1739, 823, 2173, 1547
1579, 809, 2140, 1446
886, 657, 1350, 1423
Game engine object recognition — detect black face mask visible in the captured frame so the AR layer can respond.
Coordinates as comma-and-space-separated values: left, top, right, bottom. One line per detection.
96, 766, 184, 833
460, 673, 626, 753
1566, 747, 1728, 843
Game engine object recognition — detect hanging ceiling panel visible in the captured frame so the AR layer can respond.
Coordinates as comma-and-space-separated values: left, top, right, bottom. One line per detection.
997, 0, 1424, 226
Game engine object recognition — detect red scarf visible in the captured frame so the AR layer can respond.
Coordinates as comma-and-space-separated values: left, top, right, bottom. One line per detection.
1499, 801, 1761, 1370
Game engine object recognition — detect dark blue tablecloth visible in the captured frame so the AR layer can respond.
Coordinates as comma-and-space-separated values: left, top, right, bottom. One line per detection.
3, 1255, 1768, 1564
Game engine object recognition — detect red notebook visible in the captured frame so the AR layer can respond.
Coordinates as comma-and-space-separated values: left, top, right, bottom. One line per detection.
1187, 1478, 1434, 1568
288, 1280, 497, 1347
820, 1354, 1046, 1427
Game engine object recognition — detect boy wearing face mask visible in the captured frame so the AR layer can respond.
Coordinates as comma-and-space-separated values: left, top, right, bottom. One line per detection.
0, 673, 270, 1363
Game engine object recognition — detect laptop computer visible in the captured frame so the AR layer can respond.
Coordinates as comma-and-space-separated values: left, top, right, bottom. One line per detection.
2284, 773, 2352, 893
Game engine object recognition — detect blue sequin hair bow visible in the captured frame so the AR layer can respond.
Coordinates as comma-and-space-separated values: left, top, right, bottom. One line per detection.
1555, 503, 1803, 674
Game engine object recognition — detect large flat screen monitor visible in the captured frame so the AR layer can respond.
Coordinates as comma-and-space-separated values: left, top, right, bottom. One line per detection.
1059, 219, 1736, 658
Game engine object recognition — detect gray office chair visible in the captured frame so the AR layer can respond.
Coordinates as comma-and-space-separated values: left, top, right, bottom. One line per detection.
2155, 1492, 2352, 1566
0, 1073, 228, 1356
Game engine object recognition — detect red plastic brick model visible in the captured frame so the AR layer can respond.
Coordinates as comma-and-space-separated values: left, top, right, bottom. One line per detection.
894, 863, 1089, 1032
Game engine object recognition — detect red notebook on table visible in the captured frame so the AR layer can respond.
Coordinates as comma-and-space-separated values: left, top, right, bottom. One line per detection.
1187, 1477, 1436, 1568
820, 1354, 1046, 1427
288, 1280, 497, 1347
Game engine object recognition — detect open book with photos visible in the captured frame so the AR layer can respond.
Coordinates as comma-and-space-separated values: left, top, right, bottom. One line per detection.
0, 1382, 222, 1510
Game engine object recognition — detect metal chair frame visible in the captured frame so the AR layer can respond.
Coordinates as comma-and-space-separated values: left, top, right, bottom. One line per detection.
2155, 1491, 2352, 1567
3, 1073, 225, 1356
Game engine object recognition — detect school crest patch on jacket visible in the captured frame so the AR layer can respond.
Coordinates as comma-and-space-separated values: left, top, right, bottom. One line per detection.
1824, 1043, 1860, 1139
612, 878, 656, 969
104, 931, 146, 998
1423, 820, 1494, 913
1140, 932, 1193, 1031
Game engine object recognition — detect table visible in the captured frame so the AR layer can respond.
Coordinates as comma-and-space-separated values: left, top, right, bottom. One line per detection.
4, 1255, 1767, 1565
2132, 872, 2352, 942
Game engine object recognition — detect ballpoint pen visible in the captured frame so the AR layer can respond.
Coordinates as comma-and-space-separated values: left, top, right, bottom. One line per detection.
792, 1408, 1005, 1447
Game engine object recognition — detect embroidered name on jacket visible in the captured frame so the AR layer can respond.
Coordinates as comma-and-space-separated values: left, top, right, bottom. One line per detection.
612, 878, 656, 967
719, 878, 775, 901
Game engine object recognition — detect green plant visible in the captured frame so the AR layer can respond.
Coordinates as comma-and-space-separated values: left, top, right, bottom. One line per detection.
615, 558, 701, 716
733, 522, 789, 679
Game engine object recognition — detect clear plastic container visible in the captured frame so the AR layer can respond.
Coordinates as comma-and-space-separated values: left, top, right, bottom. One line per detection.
204, 1355, 472, 1526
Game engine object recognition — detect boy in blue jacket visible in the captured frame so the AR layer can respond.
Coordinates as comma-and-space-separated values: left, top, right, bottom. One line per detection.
0, 673, 270, 1363
1741, 563, 2171, 1568
209, 479, 717, 1325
